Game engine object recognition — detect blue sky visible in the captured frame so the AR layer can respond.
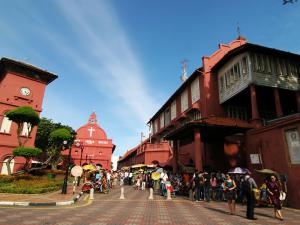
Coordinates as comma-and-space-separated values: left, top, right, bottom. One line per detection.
0, 0, 299, 157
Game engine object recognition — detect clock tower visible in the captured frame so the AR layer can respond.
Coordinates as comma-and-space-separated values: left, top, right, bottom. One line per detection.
0, 57, 57, 174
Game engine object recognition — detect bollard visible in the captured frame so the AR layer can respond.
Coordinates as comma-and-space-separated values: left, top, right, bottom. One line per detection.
167, 189, 172, 200
148, 188, 154, 200
89, 188, 94, 200
189, 189, 194, 201
119, 186, 125, 199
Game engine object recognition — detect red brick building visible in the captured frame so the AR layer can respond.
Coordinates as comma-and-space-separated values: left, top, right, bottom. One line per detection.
119, 37, 300, 208
68, 112, 115, 170
0, 58, 57, 174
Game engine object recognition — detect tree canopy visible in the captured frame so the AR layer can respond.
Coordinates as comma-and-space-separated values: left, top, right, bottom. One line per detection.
35, 117, 75, 151
13, 147, 42, 158
5, 106, 40, 126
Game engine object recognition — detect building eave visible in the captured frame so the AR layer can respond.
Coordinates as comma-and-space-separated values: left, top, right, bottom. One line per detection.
0, 57, 58, 84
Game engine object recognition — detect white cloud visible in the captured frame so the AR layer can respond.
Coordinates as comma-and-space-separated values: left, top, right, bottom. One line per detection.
52, 0, 159, 123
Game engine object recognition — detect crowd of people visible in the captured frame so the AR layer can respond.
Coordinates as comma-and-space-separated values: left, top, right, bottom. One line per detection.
80, 165, 286, 221
118, 168, 286, 221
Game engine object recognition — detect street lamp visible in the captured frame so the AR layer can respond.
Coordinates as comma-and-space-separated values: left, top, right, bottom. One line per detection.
75, 141, 84, 166
62, 140, 72, 194
75, 141, 84, 186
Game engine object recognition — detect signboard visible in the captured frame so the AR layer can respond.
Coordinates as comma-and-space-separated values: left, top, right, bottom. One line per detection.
71, 166, 83, 177
285, 129, 300, 164
250, 154, 261, 164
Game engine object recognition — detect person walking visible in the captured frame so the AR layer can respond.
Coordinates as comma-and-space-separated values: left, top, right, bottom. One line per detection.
266, 175, 284, 221
242, 173, 258, 220
203, 172, 211, 202
193, 172, 201, 202
224, 174, 237, 215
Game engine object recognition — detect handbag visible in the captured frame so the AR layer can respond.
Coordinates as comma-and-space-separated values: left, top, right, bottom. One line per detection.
279, 191, 286, 201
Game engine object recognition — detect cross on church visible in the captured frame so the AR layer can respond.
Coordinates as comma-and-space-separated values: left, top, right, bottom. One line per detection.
88, 127, 95, 137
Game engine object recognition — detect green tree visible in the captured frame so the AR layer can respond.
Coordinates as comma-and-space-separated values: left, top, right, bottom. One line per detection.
48, 128, 75, 170
5, 106, 40, 174
34, 118, 75, 169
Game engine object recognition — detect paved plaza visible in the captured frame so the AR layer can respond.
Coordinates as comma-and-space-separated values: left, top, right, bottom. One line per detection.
0, 186, 299, 225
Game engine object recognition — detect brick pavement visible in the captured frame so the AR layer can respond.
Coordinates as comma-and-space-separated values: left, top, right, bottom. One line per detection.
0, 185, 299, 225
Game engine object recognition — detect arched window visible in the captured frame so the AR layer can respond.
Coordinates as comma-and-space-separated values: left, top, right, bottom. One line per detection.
0, 115, 12, 133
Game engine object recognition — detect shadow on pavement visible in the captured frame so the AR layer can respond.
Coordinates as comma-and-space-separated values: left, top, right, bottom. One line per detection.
204, 206, 246, 220
239, 209, 274, 219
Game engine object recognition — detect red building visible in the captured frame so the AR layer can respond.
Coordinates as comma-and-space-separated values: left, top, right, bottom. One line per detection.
69, 112, 115, 170
0, 58, 57, 174
118, 140, 171, 169
119, 37, 300, 208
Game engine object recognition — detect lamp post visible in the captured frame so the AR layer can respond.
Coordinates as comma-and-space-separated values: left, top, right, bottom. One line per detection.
75, 141, 84, 186
75, 141, 84, 166
62, 140, 72, 194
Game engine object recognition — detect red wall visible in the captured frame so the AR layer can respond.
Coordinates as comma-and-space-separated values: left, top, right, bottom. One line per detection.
246, 120, 300, 208
0, 71, 47, 173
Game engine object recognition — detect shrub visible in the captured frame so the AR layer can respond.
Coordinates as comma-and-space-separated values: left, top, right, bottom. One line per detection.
0, 175, 14, 183
13, 147, 42, 158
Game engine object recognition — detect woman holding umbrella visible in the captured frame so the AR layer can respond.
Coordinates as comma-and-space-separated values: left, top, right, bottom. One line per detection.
266, 175, 284, 220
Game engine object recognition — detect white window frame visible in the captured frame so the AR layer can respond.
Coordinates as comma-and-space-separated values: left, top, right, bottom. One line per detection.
191, 77, 200, 104
0, 115, 12, 133
160, 113, 164, 129
21, 122, 31, 136
171, 100, 176, 120
181, 89, 188, 112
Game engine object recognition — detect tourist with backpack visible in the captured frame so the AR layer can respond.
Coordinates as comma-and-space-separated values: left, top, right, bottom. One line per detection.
242, 173, 258, 220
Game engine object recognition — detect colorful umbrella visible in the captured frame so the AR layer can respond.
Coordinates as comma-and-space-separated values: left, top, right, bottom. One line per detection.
228, 167, 250, 174
131, 164, 147, 168
151, 172, 161, 180
255, 169, 278, 175
82, 165, 97, 171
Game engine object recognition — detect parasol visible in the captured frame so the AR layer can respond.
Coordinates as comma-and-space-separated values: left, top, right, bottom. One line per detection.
151, 172, 161, 180
255, 169, 278, 175
228, 167, 250, 174
131, 164, 147, 168
82, 165, 97, 171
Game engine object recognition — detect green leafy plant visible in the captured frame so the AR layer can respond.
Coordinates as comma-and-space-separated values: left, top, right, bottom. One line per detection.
4, 106, 40, 174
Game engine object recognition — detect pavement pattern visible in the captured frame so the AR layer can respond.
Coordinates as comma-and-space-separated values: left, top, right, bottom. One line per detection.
0, 185, 299, 225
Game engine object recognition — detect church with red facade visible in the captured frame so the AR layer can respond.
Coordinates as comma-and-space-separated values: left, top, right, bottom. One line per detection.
68, 112, 115, 170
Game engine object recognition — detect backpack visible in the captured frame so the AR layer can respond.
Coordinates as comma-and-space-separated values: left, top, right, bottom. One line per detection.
241, 179, 251, 194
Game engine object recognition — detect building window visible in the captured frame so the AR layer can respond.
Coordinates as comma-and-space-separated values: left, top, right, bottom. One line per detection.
165, 108, 171, 126
256, 54, 264, 72
285, 129, 300, 164
220, 76, 225, 92
229, 68, 234, 85
171, 100, 176, 120
227, 106, 248, 120
181, 89, 188, 112
0, 115, 12, 133
21, 122, 31, 136
153, 120, 158, 133
233, 63, 240, 80
264, 55, 272, 73
191, 111, 201, 121
241, 56, 248, 75
191, 77, 200, 104
160, 113, 164, 129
